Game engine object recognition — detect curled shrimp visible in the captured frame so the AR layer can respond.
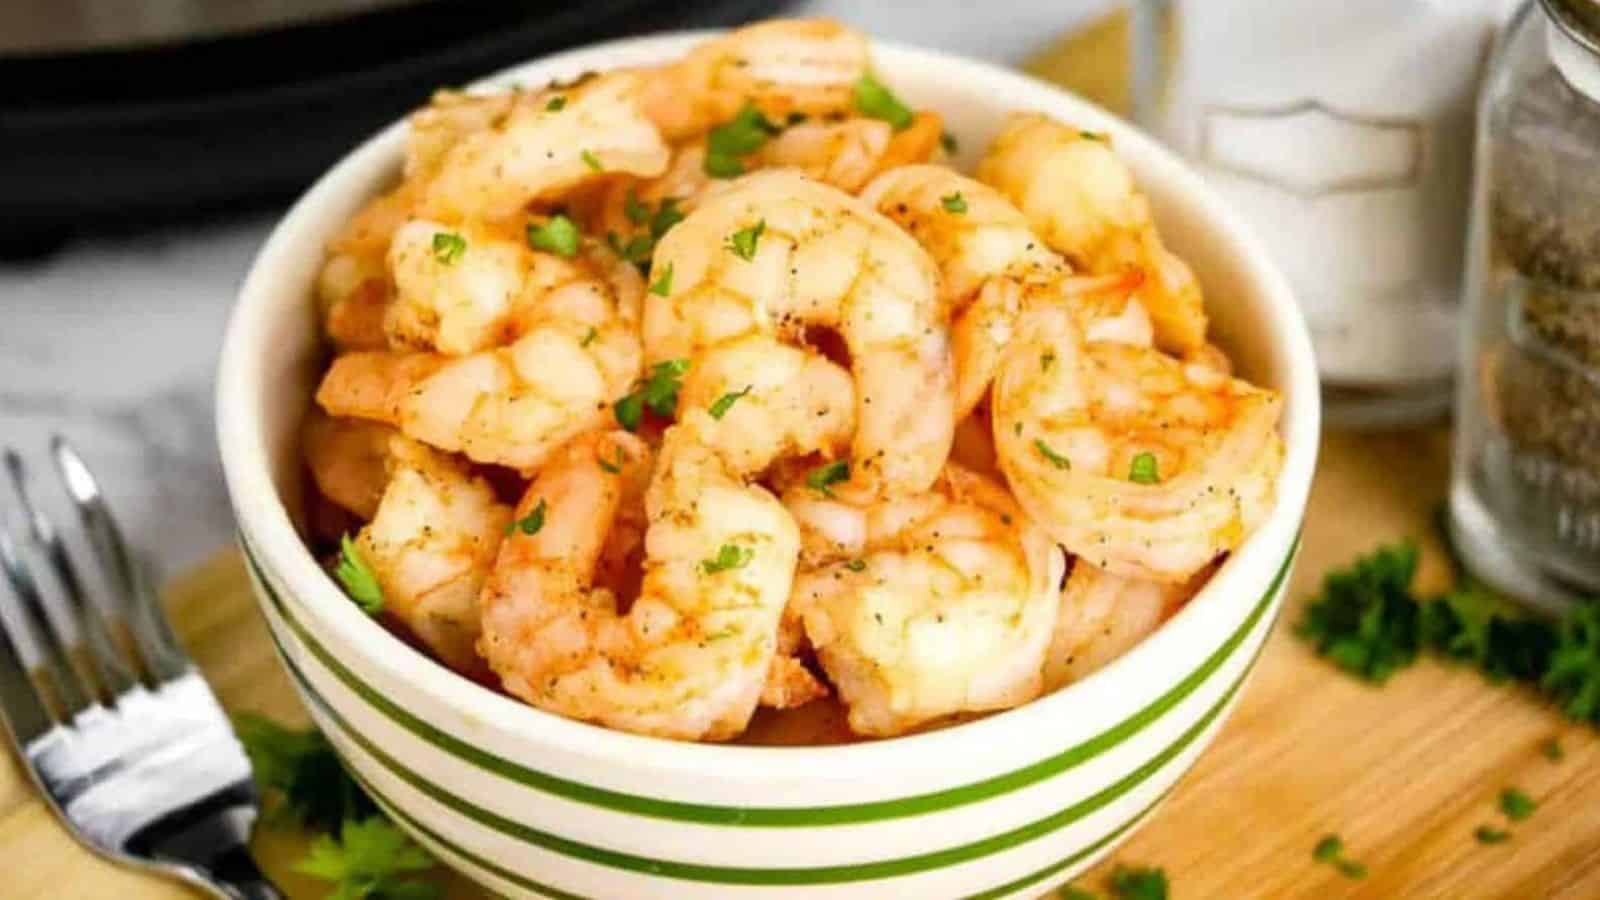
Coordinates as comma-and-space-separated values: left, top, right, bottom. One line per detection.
638, 19, 869, 141
356, 437, 511, 675
317, 181, 424, 352
758, 113, 944, 194
784, 463, 1064, 737
1044, 562, 1202, 691
977, 113, 1207, 356
315, 240, 643, 472
646, 169, 953, 499
478, 418, 801, 741
421, 72, 670, 223
302, 411, 395, 520
991, 302, 1283, 583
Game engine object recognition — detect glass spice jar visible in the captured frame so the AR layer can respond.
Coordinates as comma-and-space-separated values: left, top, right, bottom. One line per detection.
1451, 0, 1600, 613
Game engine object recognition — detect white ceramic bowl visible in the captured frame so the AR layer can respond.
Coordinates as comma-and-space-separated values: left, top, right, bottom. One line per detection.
217, 31, 1319, 900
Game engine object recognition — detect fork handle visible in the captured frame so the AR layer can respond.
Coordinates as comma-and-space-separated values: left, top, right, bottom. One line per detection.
126, 781, 284, 900
206, 846, 285, 900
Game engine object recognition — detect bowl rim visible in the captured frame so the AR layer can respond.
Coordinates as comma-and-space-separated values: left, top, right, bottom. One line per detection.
217, 29, 1320, 777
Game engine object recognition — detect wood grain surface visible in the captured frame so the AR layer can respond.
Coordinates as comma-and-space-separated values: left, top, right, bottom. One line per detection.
6, 429, 1597, 898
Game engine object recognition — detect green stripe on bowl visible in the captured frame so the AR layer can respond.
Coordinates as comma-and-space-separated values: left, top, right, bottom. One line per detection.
260, 570, 1271, 887
239, 529, 1294, 827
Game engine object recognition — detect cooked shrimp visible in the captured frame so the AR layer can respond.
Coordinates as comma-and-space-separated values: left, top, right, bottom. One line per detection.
316, 248, 642, 471
357, 437, 510, 674
317, 181, 424, 351
646, 169, 953, 499
784, 463, 1064, 737
976, 113, 1207, 355
478, 419, 801, 741
758, 112, 943, 194
422, 72, 670, 223
991, 302, 1282, 582
638, 19, 869, 141
404, 89, 517, 181
1044, 563, 1201, 690
764, 606, 829, 709
302, 411, 395, 520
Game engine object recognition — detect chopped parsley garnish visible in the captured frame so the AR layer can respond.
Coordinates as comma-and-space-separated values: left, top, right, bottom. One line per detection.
853, 73, 913, 130
1297, 541, 1422, 683
726, 220, 766, 260
709, 385, 752, 420
705, 101, 782, 177
701, 543, 754, 574
649, 196, 686, 238
1475, 825, 1511, 845
1129, 451, 1160, 484
940, 131, 959, 155
941, 192, 967, 214
606, 195, 686, 272
614, 359, 690, 430
581, 149, 603, 171
336, 534, 384, 615
234, 712, 374, 830
581, 326, 597, 348
1108, 864, 1170, 899
546, 95, 567, 111
1311, 834, 1367, 879
526, 213, 581, 257
1499, 787, 1537, 821
624, 187, 650, 225
806, 459, 850, 497
295, 816, 439, 900
430, 230, 465, 265
844, 559, 867, 573
607, 230, 654, 265
506, 498, 547, 536
1035, 439, 1071, 470
598, 447, 626, 474
649, 262, 674, 297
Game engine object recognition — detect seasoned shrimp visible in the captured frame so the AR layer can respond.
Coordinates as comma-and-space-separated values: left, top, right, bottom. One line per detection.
758, 113, 943, 194
992, 302, 1283, 582
317, 181, 424, 351
302, 411, 395, 520
316, 245, 643, 471
638, 19, 869, 141
976, 113, 1207, 356
356, 437, 511, 674
1044, 563, 1202, 690
784, 464, 1064, 737
422, 72, 670, 223
647, 169, 953, 499
479, 419, 801, 741
404, 89, 517, 182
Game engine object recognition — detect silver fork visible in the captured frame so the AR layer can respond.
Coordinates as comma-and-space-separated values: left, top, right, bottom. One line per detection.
0, 437, 281, 900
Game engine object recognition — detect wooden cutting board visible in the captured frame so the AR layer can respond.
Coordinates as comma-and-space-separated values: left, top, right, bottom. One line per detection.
7, 427, 1600, 899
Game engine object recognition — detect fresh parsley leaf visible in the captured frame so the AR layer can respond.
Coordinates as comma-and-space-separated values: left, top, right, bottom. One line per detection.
806, 459, 849, 497
705, 102, 782, 177
613, 391, 645, 432
641, 358, 689, 417
853, 73, 913, 130
430, 231, 465, 265
940, 131, 959, 155
709, 385, 752, 420
649, 262, 674, 297
507, 498, 546, 536
234, 713, 374, 831
1129, 451, 1160, 485
295, 816, 439, 900
649, 197, 686, 240
1542, 599, 1600, 723
1296, 541, 1422, 683
607, 230, 654, 266
701, 543, 753, 574
337, 534, 384, 615
1108, 864, 1168, 900
726, 220, 766, 260
546, 95, 567, 111
1475, 825, 1512, 845
526, 214, 580, 257
1500, 787, 1537, 821
1035, 439, 1072, 470
941, 192, 967, 214
1312, 834, 1366, 879
581, 149, 603, 172
624, 188, 650, 224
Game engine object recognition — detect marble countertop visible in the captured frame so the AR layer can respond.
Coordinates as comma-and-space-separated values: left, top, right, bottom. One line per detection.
0, 0, 1105, 577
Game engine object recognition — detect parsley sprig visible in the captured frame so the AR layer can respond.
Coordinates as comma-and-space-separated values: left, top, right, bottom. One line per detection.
614, 359, 690, 431
337, 535, 384, 615
853, 73, 913, 130
295, 817, 440, 900
705, 102, 783, 177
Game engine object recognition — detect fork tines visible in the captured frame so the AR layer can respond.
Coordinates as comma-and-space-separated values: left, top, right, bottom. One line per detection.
0, 437, 188, 725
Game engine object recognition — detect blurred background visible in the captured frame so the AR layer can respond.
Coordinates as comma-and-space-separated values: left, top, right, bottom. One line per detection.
0, 0, 1115, 578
